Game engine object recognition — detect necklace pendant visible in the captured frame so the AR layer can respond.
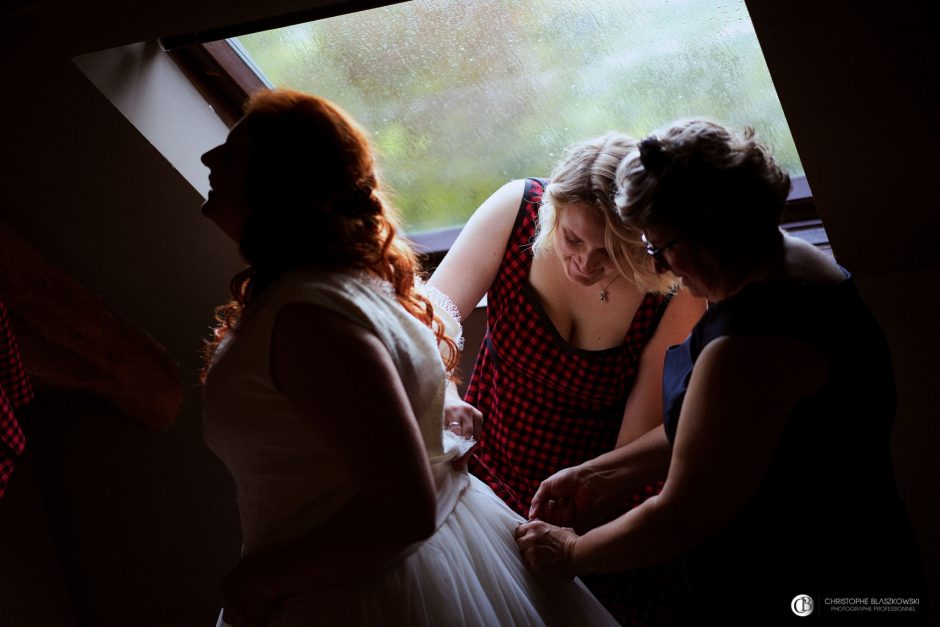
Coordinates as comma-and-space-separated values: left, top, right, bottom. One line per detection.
598, 273, 619, 303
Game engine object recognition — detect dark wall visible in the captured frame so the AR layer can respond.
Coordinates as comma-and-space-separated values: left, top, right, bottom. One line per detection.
746, 2, 938, 620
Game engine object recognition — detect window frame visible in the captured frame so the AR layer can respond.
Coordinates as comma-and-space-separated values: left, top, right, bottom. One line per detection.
164, 20, 824, 262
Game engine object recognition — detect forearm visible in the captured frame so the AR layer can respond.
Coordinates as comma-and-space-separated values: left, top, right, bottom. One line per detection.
572, 494, 689, 574
587, 424, 672, 497
248, 492, 435, 602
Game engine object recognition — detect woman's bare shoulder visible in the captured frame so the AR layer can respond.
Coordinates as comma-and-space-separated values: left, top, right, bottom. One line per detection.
783, 235, 846, 284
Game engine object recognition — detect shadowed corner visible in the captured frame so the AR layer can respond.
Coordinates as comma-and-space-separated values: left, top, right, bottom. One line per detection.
0, 221, 182, 431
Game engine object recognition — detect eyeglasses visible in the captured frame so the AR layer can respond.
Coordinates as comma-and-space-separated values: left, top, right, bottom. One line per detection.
641, 233, 687, 272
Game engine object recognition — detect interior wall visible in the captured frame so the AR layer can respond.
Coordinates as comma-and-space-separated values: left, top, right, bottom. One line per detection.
0, 68, 244, 627
746, 0, 938, 620
0, 6, 251, 624
0, 446, 75, 626
21, 392, 240, 626
74, 41, 229, 197
856, 270, 940, 615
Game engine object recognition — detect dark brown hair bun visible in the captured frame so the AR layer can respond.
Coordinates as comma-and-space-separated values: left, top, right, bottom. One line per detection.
638, 136, 671, 174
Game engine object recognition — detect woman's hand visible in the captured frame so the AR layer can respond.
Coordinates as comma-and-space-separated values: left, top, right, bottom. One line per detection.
514, 520, 579, 577
443, 383, 482, 468
528, 464, 613, 532
220, 556, 273, 627
443, 383, 482, 439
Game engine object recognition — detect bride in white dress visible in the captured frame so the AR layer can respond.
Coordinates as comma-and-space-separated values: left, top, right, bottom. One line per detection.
199, 88, 619, 627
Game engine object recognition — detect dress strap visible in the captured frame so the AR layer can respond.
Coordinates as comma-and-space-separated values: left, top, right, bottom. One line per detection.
643, 289, 674, 339
487, 178, 545, 309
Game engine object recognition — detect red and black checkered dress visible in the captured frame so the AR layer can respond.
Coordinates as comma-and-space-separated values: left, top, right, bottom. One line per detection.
0, 300, 33, 498
466, 178, 689, 626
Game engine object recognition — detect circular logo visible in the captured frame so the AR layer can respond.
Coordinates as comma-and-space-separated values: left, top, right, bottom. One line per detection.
791, 594, 814, 617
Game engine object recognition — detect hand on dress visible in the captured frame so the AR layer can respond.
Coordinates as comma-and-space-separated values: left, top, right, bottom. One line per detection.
443, 386, 482, 469
514, 519, 579, 577
221, 556, 273, 627
528, 464, 615, 533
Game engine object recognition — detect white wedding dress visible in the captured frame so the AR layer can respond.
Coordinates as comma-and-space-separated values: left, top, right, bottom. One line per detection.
203, 269, 619, 627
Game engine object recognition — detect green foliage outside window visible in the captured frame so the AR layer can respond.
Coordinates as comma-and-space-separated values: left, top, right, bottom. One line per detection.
235, 0, 801, 233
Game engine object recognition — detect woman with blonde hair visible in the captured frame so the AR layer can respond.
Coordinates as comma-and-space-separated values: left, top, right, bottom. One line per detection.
429, 132, 706, 624
199, 88, 619, 627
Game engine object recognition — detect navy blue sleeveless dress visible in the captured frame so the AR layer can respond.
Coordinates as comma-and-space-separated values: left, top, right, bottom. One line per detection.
662, 275, 925, 623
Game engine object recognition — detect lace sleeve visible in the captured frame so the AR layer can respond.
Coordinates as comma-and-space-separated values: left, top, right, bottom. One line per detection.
426, 284, 462, 328
416, 278, 465, 370
425, 283, 464, 352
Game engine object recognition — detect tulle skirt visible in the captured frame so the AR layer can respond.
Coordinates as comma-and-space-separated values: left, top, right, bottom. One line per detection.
217, 474, 618, 627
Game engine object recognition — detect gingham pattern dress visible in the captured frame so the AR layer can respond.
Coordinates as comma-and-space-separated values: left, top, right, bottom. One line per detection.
0, 300, 33, 497
465, 179, 689, 626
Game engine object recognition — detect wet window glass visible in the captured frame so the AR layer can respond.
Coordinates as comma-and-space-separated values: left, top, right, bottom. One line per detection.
233, 0, 800, 233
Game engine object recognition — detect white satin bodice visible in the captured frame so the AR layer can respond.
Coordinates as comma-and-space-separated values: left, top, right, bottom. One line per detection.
203, 269, 466, 554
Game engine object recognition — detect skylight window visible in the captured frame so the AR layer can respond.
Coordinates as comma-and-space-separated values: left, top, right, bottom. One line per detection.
223, 0, 801, 234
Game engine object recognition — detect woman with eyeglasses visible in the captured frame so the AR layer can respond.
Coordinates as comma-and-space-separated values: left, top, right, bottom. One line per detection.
428, 133, 706, 624
516, 119, 925, 624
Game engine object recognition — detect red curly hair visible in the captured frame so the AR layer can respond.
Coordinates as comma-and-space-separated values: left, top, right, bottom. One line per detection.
202, 89, 458, 377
